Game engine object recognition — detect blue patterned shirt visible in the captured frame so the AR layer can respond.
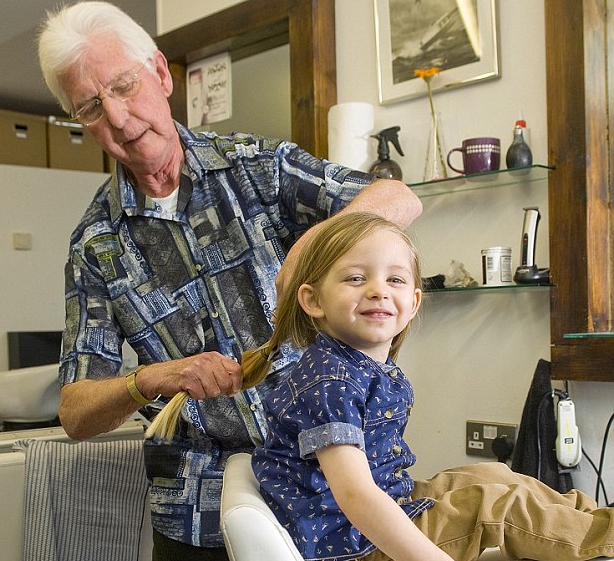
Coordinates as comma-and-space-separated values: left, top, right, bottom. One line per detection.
59, 125, 374, 546
252, 333, 434, 561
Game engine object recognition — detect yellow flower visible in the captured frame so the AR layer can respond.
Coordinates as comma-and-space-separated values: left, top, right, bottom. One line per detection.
414, 67, 441, 82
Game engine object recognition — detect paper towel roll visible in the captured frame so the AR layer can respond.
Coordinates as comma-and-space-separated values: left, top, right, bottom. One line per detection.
328, 102, 375, 171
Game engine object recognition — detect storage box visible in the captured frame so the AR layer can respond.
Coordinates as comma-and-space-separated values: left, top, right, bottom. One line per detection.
0, 109, 48, 168
47, 116, 106, 172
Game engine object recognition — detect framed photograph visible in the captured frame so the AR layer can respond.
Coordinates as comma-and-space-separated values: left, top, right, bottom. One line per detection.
374, 0, 500, 105
186, 52, 232, 129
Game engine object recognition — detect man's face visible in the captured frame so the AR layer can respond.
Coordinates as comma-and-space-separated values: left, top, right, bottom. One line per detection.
59, 39, 178, 178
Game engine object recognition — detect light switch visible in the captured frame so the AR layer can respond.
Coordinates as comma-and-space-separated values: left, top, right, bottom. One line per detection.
12, 232, 32, 250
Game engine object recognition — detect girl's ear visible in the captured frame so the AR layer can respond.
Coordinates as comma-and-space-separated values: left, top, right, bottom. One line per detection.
297, 283, 325, 319
408, 288, 422, 320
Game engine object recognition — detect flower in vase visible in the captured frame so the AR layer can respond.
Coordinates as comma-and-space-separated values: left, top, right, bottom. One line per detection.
414, 67, 448, 179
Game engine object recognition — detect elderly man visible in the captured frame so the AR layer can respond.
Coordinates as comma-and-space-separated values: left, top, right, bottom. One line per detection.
37, 2, 422, 560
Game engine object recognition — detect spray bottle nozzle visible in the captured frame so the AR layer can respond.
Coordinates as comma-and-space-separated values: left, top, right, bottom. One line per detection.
371, 126, 405, 158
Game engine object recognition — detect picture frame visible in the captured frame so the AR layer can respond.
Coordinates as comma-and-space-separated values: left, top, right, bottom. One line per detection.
186, 52, 232, 129
374, 0, 500, 105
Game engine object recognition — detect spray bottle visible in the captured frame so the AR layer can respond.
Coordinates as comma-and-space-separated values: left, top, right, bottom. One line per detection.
369, 126, 404, 180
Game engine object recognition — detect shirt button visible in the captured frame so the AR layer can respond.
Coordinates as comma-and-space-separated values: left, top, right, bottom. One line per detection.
394, 469, 403, 478
195, 264, 202, 272
390, 370, 398, 378
392, 445, 402, 455
211, 310, 219, 318
384, 410, 393, 419
249, 403, 258, 411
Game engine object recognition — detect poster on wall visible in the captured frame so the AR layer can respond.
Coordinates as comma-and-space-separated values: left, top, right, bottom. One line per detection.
186, 52, 232, 128
374, 0, 500, 104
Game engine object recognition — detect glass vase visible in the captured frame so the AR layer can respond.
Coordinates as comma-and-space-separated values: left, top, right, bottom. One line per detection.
423, 113, 449, 182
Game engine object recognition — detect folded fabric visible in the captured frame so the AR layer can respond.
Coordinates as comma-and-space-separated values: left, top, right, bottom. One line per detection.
17, 438, 149, 561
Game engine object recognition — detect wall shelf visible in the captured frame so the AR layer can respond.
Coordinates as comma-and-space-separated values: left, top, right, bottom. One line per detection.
424, 283, 553, 294
409, 164, 553, 197
563, 332, 614, 339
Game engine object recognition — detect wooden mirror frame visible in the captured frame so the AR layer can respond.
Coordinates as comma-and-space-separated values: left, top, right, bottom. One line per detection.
155, 0, 336, 159
545, 0, 614, 381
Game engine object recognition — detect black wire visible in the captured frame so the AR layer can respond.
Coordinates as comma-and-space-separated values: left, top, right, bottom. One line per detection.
595, 411, 614, 505
582, 446, 609, 506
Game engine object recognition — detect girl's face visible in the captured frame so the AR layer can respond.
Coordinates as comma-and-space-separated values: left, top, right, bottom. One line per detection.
298, 228, 421, 363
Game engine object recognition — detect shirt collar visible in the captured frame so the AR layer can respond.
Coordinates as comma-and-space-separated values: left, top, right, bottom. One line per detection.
315, 332, 396, 371
108, 121, 231, 224
177, 122, 233, 175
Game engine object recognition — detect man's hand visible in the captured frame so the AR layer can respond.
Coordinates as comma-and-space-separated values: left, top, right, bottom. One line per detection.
137, 351, 243, 400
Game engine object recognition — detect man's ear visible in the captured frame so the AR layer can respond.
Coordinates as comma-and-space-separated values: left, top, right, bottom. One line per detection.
297, 284, 325, 319
152, 50, 174, 97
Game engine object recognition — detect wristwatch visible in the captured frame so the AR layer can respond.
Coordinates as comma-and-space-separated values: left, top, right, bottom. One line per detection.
125, 364, 153, 406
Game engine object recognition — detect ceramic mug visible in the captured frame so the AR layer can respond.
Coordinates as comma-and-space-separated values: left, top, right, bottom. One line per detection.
447, 137, 501, 175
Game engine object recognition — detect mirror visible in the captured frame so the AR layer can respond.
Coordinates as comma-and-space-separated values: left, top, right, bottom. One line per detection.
155, 0, 337, 159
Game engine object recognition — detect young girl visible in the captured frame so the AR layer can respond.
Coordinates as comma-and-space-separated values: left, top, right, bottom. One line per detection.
248, 212, 614, 561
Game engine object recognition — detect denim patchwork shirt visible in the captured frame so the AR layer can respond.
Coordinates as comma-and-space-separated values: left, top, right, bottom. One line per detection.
252, 333, 434, 561
58, 125, 374, 547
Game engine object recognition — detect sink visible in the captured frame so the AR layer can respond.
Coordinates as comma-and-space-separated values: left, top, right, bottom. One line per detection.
0, 364, 60, 422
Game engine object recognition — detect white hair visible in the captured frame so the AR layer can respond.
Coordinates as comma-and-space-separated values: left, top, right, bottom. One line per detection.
37, 1, 158, 112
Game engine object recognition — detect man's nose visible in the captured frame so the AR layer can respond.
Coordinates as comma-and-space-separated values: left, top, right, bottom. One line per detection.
100, 96, 129, 128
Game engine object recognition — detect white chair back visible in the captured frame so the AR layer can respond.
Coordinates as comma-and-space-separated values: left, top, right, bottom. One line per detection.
220, 453, 305, 561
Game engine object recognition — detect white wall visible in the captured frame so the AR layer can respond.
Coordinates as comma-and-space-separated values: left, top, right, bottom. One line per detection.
155, 0, 245, 34
334, 0, 552, 474
0, 165, 108, 370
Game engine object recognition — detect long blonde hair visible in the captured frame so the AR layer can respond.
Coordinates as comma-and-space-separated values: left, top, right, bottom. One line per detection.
241, 211, 422, 388
146, 212, 421, 440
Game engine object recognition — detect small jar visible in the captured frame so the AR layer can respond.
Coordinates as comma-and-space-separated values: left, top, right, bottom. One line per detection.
481, 247, 513, 286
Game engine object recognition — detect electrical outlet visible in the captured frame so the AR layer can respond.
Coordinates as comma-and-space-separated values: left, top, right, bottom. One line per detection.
466, 420, 517, 458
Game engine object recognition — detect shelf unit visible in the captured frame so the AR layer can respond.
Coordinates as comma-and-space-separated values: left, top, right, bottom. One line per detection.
410, 165, 553, 294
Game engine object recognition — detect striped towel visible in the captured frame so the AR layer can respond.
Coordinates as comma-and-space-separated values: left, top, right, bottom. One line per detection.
17, 438, 149, 561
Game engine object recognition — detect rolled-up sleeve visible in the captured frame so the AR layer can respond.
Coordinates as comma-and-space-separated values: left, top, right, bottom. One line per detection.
299, 422, 365, 460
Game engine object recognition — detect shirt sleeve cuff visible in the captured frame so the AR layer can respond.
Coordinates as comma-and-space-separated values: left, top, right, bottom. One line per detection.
298, 422, 365, 460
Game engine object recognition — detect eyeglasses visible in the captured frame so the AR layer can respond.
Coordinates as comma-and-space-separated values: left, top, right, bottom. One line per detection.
70, 59, 151, 126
